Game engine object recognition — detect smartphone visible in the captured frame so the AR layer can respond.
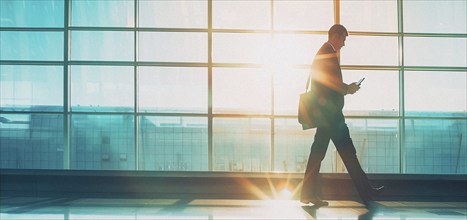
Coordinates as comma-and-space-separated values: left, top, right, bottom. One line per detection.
357, 77, 365, 86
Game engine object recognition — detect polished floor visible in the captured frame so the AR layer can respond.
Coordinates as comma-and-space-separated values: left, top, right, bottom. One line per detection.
0, 197, 466, 220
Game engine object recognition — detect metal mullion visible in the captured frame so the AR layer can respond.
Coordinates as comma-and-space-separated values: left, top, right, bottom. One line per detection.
0, 27, 64, 31
402, 66, 467, 72
134, 0, 139, 171
138, 112, 209, 117
69, 111, 135, 116
348, 31, 402, 37
213, 114, 273, 119
63, 0, 70, 170
403, 32, 467, 38
270, 0, 275, 172
341, 65, 401, 71
334, 0, 340, 24
0, 111, 67, 115
212, 63, 263, 68
0, 61, 63, 65
137, 27, 208, 33
404, 116, 467, 121
68, 61, 135, 66
69, 27, 134, 32
208, 0, 213, 171
212, 28, 271, 34
137, 62, 208, 67
272, 30, 327, 35
398, 0, 406, 174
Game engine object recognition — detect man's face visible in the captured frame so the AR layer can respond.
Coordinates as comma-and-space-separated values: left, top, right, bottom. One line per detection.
335, 34, 347, 51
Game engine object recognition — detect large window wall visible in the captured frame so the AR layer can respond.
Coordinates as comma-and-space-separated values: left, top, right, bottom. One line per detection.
1, 0, 466, 174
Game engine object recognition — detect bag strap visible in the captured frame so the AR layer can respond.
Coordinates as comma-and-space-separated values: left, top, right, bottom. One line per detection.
305, 72, 312, 92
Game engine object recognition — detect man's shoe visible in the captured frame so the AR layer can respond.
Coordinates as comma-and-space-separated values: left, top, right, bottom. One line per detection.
300, 198, 329, 207
370, 185, 385, 196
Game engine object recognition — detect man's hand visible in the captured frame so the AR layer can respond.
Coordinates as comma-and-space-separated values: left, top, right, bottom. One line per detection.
347, 82, 360, 95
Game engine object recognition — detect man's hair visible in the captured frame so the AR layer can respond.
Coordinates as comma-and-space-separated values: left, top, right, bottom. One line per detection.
328, 24, 348, 38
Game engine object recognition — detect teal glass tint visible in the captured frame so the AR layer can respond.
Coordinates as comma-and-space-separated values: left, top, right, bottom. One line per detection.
138, 67, 207, 113
70, 66, 134, 112
0, 0, 64, 27
70, 114, 135, 170
213, 118, 271, 172
404, 37, 467, 67
404, 1, 467, 34
138, 116, 208, 171
404, 71, 467, 117
0, 65, 63, 112
139, 0, 207, 28
213, 0, 270, 30
213, 68, 271, 114
273, 1, 333, 31
274, 118, 328, 172
138, 32, 207, 62
341, 0, 398, 32
0, 31, 63, 61
212, 33, 271, 64
405, 119, 466, 174
346, 119, 400, 173
274, 118, 400, 173
0, 113, 64, 169
340, 35, 398, 66
71, 0, 134, 27
342, 70, 399, 116
70, 31, 134, 61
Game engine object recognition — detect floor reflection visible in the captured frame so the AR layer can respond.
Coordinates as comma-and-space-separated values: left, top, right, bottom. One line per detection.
0, 197, 466, 220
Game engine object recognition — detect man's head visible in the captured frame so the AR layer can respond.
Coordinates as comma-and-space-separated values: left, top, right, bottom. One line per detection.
328, 24, 348, 51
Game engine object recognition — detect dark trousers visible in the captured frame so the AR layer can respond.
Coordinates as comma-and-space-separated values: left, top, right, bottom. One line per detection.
301, 116, 372, 201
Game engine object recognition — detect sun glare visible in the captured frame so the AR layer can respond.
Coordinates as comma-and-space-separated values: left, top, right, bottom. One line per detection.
279, 187, 293, 200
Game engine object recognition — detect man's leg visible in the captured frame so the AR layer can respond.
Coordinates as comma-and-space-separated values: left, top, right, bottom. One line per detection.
331, 121, 373, 201
301, 127, 331, 202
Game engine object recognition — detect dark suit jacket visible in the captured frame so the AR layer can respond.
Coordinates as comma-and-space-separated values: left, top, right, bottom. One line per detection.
310, 42, 347, 126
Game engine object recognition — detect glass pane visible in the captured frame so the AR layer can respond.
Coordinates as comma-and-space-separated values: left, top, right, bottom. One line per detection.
343, 70, 399, 116
404, 1, 467, 34
212, 33, 271, 64
0, 114, 64, 169
213, 118, 271, 172
341, 36, 398, 66
0, 65, 63, 112
71, 0, 134, 27
271, 34, 326, 66
0, 31, 63, 61
274, 68, 309, 116
405, 119, 466, 174
138, 116, 208, 171
274, 1, 333, 31
0, 0, 64, 27
70, 31, 134, 61
341, 0, 398, 32
71, 66, 134, 112
274, 119, 335, 173
213, 68, 271, 114
138, 32, 207, 62
347, 119, 400, 173
405, 71, 467, 117
138, 67, 207, 113
139, 0, 207, 28
404, 37, 467, 67
213, 0, 270, 29
70, 114, 135, 170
